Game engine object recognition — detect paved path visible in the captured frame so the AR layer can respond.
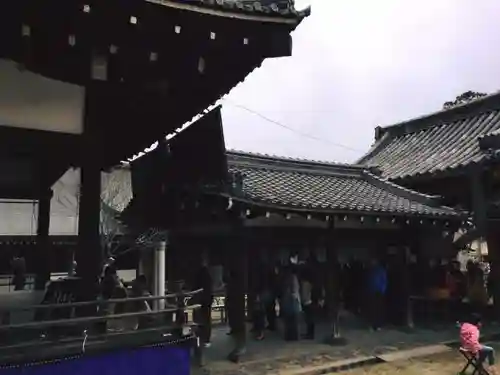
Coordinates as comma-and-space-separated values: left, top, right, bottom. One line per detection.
339, 344, 500, 375
200, 320, 500, 375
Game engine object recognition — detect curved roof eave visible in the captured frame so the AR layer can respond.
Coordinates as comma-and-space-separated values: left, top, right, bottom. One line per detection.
146, 0, 311, 25
219, 193, 465, 221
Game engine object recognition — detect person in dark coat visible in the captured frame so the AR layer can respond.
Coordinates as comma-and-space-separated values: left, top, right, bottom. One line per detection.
11, 254, 26, 291
261, 260, 278, 332
367, 259, 387, 331
300, 266, 315, 339
101, 264, 119, 300
193, 257, 213, 347
223, 268, 233, 335
282, 264, 301, 341
251, 257, 278, 339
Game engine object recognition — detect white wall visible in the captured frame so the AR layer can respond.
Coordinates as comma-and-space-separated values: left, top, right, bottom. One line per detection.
0, 59, 84, 134
0, 167, 132, 236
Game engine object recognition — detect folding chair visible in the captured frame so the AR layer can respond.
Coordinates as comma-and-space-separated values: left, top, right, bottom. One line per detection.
459, 347, 490, 375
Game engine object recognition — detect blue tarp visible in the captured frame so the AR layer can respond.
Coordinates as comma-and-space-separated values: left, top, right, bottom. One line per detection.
0, 345, 190, 375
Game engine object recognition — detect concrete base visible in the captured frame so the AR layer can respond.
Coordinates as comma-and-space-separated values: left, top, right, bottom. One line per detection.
324, 335, 348, 346
0, 290, 45, 325
227, 347, 247, 363
378, 344, 450, 362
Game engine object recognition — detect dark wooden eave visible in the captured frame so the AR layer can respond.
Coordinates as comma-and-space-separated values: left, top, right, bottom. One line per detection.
0, 0, 309, 168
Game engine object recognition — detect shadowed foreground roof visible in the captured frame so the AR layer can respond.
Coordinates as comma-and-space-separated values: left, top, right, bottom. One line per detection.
358, 92, 500, 181
225, 151, 463, 219
156, 0, 310, 22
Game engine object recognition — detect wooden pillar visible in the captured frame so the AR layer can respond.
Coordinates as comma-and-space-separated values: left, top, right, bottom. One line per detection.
469, 166, 499, 317
138, 249, 154, 293
166, 233, 176, 288
324, 221, 346, 345
486, 220, 500, 317
470, 166, 487, 241
76, 84, 104, 302
246, 248, 256, 322
227, 221, 247, 363
34, 187, 53, 290
385, 229, 414, 329
402, 237, 414, 329
76, 157, 102, 298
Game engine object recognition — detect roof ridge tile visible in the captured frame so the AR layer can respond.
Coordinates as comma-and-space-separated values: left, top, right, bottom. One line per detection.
377, 90, 500, 140
227, 148, 362, 168
184, 0, 311, 19
362, 171, 450, 208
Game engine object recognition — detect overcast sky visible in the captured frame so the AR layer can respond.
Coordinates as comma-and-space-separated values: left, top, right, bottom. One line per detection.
221, 0, 500, 163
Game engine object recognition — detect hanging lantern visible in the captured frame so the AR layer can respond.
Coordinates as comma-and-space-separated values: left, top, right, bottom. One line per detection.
91, 53, 108, 81
22, 24, 31, 37
246, 209, 251, 217
198, 57, 206, 74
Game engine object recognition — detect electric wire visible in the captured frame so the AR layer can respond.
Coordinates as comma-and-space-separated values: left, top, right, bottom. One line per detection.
223, 99, 363, 153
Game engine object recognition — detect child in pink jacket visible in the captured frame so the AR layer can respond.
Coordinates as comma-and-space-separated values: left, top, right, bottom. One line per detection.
460, 314, 496, 373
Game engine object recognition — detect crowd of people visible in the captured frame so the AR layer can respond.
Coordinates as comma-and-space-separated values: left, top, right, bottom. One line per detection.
190, 254, 400, 347
99, 260, 152, 331
248, 257, 321, 342
190, 253, 500, 349
412, 259, 493, 307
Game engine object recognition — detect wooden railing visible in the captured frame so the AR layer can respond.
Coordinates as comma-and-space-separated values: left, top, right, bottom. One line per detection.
0, 273, 69, 291
0, 289, 204, 366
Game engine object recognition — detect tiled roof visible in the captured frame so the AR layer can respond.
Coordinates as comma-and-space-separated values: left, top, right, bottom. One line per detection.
358, 92, 500, 181
224, 151, 463, 219
158, 0, 310, 21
